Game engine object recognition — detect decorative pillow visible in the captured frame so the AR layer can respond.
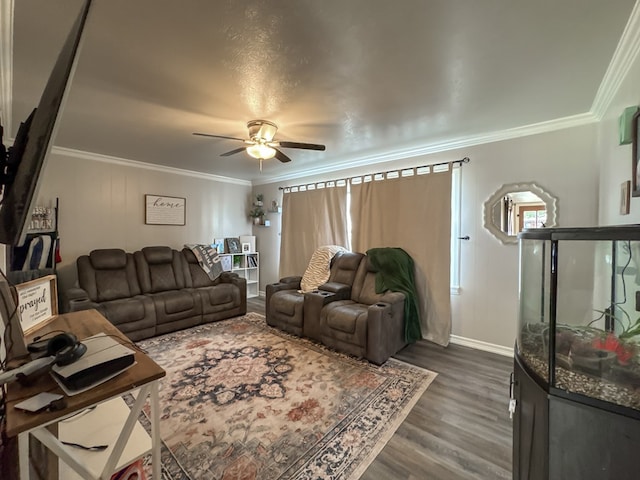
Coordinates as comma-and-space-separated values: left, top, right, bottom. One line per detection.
300, 245, 347, 293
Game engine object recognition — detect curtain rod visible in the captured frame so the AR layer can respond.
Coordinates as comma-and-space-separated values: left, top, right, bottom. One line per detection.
278, 156, 470, 190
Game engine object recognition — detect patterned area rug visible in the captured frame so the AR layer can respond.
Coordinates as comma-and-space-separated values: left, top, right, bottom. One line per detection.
136, 312, 437, 480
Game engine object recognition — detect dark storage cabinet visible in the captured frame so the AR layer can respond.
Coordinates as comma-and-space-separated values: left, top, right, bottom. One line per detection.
513, 226, 640, 480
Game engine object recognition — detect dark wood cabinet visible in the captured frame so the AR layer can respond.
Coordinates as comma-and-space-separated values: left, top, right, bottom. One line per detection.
513, 353, 640, 480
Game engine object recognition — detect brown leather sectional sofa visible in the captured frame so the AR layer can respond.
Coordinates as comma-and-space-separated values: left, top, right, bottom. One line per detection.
66, 246, 246, 340
266, 251, 408, 365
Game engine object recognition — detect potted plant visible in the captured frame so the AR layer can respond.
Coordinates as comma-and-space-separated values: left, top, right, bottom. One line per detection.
249, 205, 265, 225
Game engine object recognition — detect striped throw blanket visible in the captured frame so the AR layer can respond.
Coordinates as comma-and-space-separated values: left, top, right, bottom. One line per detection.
300, 245, 347, 292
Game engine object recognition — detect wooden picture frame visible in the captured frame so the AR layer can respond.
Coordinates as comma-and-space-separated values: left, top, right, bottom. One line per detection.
632, 111, 640, 197
145, 194, 186, 225
621, 180, 631, 215
14, 275, 58, 335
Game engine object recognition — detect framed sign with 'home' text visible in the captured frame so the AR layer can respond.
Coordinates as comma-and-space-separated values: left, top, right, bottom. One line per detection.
145, 194, 186, 226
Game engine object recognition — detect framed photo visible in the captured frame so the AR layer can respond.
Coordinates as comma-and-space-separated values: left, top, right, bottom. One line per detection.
211, 239, 223, 254
242, 242, 251, 253
225, 237, 241, 253
14, 275, 58, 335
621, 180, 631, 215
632, 111, 640, 197
145, 194, 186, 225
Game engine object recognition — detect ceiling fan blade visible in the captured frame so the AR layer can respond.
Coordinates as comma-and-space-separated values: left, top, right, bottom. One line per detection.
221, 147, 247, 157
193, 132, 246, 142
274, 149, 292, 163
277, 141, 326, 151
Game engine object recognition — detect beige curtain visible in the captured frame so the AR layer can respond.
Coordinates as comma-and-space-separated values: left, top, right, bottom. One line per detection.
279, 186, 349, 278
350, 168, 452, 346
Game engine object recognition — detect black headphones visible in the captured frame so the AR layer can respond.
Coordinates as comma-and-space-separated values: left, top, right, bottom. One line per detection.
46, 333, 87, 366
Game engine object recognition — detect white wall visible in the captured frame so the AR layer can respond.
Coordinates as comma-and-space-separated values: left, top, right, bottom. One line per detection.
597, 42, 640, 225
37, 151, 254, 294
255, 124, 600, 349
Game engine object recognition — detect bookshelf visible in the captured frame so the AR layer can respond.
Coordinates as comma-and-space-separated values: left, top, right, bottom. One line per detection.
219, 252, 259, 298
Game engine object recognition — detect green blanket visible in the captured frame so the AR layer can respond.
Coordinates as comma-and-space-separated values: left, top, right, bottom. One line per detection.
367, 247, 422, 343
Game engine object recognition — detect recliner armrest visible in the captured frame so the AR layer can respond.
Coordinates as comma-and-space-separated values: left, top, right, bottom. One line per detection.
377, 291, 405, 305
217, 271, 245, 287
318, 282, 350, 295
66, 287, 99, 313
366, 294, 407, 365
303, 287, 350, 341
279, 275, 302, 286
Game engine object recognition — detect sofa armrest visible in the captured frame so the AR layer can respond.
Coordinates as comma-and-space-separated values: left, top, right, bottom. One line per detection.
217, 271, 245, 286
215, 271, 247, 314
318, 281, 351, 295
378, 291, 405, 305
66, 287, 99, 313
366, 294, 407, 365
279, 275, 302, 286
265, 278, 302, 316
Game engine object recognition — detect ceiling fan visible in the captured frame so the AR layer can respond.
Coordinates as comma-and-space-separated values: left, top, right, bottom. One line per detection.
193, 120, 326, 171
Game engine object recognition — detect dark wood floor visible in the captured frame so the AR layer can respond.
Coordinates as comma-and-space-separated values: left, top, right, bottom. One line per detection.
249, 297, 513, 480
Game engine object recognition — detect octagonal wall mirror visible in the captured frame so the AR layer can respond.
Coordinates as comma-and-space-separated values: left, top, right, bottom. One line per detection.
483, 182, 558, 245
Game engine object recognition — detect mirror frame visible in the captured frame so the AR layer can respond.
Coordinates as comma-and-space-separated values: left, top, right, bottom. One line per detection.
483, 182, 558, 244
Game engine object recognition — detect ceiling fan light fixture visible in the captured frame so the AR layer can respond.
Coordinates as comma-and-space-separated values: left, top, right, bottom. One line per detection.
246, 143, 276, 160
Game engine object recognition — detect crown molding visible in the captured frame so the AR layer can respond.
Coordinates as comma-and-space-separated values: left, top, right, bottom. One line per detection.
252, 112, 598, 185
591, 1, 640, 119
0, 0, 14, 135
51, 146, 252, 186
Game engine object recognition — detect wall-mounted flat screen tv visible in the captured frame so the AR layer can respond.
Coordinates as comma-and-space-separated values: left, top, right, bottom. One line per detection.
0, 0, 92, 247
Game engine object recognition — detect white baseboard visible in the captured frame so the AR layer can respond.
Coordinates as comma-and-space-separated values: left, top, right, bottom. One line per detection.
449, 335, 513, 357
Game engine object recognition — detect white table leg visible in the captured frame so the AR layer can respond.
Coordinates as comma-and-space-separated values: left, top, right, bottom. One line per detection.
18, 432, 29, 480
101, 385, 151, 477
151, 381, 161, 480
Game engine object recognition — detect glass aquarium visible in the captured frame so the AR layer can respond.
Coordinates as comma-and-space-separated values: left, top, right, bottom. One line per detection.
518, 226, 640, 413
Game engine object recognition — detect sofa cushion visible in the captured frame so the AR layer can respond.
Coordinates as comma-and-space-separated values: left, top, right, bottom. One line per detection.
135, 247, 187, 293
142, 246, 174, 264
95, 270, 134, 302
330, 252, 364, 285
154, 290, 197, 315
90, 249, 127, 269
325, 302, 367, 334
200, 284, 235, 306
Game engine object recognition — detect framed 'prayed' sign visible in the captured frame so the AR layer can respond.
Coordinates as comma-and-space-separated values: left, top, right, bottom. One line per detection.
14, 275, 58, 334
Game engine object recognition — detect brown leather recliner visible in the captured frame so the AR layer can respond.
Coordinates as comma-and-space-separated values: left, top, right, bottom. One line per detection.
265, 252, 364, 337
70, 248, 157, 340
304, 255, 407, 365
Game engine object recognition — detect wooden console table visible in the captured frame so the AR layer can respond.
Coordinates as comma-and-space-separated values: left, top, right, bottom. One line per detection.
4, 309, 166, 480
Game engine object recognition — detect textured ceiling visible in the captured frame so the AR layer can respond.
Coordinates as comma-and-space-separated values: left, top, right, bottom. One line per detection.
9, 0, 637, 183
